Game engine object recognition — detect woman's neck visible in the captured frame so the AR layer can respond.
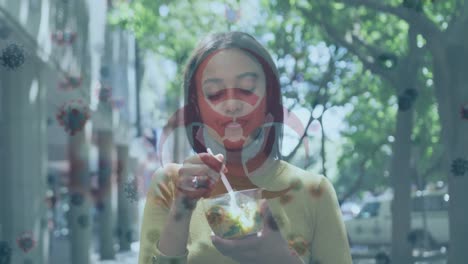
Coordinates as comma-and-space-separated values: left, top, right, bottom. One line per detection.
224, 149, 268, 179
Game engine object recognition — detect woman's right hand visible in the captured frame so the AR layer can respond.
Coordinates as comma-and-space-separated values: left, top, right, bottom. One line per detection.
173, 152, 227, 212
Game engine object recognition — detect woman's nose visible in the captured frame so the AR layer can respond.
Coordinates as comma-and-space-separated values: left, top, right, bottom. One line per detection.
223, 99, 243, 116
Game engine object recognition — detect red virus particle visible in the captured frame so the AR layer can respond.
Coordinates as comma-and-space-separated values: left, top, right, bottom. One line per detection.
56, 100, 90, 135
16, 232, 36, 253
460, 104, 468, 120
290, 179, 303, 191
308, 184, 324, 198
287, 235, 309, 256
58, 75, 82, 91
51, 30, 77, 45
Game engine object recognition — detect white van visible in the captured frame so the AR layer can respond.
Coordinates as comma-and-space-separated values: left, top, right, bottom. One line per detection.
345, 189, 449, 249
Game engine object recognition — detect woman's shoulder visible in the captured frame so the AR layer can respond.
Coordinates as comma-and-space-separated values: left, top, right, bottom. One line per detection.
280, 161, 325, 190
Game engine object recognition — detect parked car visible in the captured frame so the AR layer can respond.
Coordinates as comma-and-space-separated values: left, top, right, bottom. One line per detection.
345, 189, 449, 250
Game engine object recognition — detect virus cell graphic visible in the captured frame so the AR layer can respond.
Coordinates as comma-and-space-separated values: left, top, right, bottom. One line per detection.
451, 158, 468, 177
56, 100, 90, 135
58, 75, 82, 91
375, 252, 391, 264
290, 179, 303, 191
460, 104, 468, 120
100, 66, 109, 78
97, 85, 112, 102
308, 184, 324, 198
1, 43, 26, 70
77, 214, 89, 228
51, 30, 77, 45
225, 4, 240, 23
16, 232, 36, 253
123, 178, 139, 203
398, 88, 418, 112
403, 0, 424, 12
0, 241, 12, 264
70, 192, 84, 206
287, 235, 309, 256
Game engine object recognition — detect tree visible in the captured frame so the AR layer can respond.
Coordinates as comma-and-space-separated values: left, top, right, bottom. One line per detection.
290, 0, 466, 262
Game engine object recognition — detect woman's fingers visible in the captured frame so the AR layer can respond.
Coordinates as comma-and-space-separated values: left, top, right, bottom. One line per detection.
184, 153, 225, 173
178, 163, 219, 182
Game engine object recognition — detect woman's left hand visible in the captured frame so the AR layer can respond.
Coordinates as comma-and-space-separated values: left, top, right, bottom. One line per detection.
211, 200, 303, 264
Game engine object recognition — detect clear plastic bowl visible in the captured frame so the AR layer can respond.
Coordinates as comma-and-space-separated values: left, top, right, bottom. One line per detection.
201, 188, 263, 239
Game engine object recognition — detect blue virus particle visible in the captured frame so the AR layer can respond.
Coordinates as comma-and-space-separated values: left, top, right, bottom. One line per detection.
451, 158, 468, 177
97, 85, 113, 103
16, 232, 35, 253
1, 43, 25, 70
77, 214, 89, 228
0, 241, 12, 264
70, 193, 84, 206
398, 89, 418, 111
56, 100, 90, 135
123, 178, 139, 203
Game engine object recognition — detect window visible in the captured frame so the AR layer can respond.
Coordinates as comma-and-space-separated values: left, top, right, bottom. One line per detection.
412, 194, 448, 212
357, 201, 380, 218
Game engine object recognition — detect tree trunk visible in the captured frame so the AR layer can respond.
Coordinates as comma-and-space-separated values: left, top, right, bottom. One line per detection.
389, 106, 414, 264
431, 42, 468, 264
96, 131, 115, 259
318, 116, 328, 177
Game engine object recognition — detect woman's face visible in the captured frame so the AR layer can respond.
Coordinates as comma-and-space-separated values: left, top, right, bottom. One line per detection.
196, 48, 267, 151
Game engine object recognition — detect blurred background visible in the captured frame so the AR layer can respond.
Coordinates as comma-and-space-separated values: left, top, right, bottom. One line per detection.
0, 0, 467, 263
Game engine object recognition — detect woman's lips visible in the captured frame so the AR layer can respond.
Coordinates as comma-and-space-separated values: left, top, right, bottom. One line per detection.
222, 120, 247, 128
225, 122, 242, 128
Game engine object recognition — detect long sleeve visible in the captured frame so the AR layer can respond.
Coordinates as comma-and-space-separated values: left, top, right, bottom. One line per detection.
138, 166, 189, 264
308, 176, 353, 264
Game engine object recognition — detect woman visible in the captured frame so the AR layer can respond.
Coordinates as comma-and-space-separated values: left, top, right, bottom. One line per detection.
139, 32, 352, 264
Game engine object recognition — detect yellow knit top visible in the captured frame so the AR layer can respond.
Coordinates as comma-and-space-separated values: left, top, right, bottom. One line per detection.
138, 160, 352, 264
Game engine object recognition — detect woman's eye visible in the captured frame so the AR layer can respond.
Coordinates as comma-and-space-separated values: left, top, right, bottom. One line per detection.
240, 87, 256, 95
207, 91, 224, 101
